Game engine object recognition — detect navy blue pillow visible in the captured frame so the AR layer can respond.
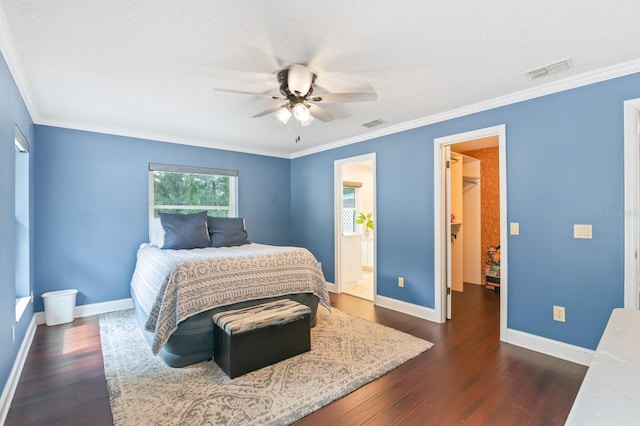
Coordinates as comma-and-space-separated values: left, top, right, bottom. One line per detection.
160, 211, 211, 249
207, 217, 250, 247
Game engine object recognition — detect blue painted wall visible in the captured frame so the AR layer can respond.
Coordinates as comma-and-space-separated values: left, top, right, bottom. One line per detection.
3, 44, 640, 404
291, 72, 640, 350
33, 126, 291, 312
0, 53, 35, 405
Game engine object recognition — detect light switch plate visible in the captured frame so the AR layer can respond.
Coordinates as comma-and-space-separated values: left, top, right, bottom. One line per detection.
510, 222, 519, 235
574, 224, 593, 239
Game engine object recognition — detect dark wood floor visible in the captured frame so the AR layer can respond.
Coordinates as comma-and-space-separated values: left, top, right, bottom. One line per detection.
6, 284, 587, 425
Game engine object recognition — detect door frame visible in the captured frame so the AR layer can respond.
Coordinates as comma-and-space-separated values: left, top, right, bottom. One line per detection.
624, 98, 640, 309
334, 153, 377, 296
433, 124, 508, 342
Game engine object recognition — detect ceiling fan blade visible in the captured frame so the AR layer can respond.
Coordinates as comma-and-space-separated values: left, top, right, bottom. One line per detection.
214, 88, 285, 100
308, 104, 334, 122
252, 104, 287, 118
308, 92, 377, 103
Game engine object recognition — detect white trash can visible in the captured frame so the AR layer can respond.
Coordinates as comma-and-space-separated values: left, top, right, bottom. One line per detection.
42, 289, 78, 326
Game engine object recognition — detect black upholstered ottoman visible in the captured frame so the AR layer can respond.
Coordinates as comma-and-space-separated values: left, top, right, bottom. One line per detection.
212, 299, 311, 378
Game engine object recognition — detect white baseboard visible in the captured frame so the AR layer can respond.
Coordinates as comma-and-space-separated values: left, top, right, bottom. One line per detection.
374, 294, 437, 322
325, 281, 337, 293
4, 291, 591, 426
34, 298, 134, 325
330, 284, 436, 321
333, 286, 591, 365
0, 316, 37, 425
372, 296, 590, 366
506, 328, 594, 366
3, 298, 134, 422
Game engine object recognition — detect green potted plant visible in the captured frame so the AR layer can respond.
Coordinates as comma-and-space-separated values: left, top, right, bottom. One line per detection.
356, 212, 374, 236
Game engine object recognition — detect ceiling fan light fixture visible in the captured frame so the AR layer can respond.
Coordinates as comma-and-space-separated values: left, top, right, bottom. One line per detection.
293, 102, 311, 122
230, 63, 377, 130
300, 115, 314, 126
275, 106, 291, 124
287, 64, 314, 96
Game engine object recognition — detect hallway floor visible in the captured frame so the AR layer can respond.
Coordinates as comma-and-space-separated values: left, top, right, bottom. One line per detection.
343, 269, 374, 300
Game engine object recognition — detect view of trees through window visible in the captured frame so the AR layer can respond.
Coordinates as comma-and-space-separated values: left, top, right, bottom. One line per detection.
152, 171, 234, 217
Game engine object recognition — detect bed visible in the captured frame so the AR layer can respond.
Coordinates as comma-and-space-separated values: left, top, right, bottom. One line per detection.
129, 213, 330, 367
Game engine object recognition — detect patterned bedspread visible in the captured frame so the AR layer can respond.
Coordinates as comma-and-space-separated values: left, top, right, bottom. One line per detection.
130, 243, 331, 355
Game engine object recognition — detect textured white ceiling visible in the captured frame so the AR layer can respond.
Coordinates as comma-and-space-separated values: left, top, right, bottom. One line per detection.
1, 1, 640, 158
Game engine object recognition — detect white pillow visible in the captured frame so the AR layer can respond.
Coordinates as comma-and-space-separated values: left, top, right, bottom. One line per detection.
149, 217, 165, 247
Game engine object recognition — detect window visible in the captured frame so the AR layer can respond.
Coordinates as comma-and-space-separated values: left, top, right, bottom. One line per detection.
149, 163, 238, 220
342, 182, 362, 234
15, 126, 30, 321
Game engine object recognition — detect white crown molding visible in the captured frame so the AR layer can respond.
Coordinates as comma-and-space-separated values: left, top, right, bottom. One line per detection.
36, 57, 640, 161
36, 118, 292, 159
0, 6, 38, 123
3, 0, 640, 162
0, 6, 290, 160
46, 58, 640, 161
291, 59, 640, 159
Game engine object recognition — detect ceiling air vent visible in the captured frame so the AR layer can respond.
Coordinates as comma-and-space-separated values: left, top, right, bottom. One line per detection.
526, 58, 573, 80
361, 119, 387, 128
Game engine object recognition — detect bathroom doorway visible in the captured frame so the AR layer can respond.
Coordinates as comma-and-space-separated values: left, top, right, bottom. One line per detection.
334, 153, 376, 301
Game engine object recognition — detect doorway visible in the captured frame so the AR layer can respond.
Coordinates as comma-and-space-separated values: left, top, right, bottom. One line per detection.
623, 98, 640, 309
434, 125, 508, 341
334, 153, 376, 301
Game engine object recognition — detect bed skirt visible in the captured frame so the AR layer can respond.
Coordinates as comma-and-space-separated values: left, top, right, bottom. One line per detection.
131, 290, 319, 367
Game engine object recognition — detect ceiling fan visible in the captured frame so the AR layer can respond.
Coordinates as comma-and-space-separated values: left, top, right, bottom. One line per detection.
216, 64, 377, 126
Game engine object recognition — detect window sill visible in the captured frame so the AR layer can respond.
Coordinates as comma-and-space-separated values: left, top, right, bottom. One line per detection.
15, 296, 30, 322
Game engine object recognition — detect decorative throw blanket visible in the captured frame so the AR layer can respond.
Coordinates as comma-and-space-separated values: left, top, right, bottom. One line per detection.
130, 243, 331, 355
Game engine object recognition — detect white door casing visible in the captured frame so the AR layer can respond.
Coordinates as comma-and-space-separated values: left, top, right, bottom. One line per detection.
624, 98, 640, 309
434, 125, 508, 342
334, 153, 377, 297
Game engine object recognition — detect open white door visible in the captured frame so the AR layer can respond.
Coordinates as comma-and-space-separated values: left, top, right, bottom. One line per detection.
445, 145, 452, 319
624, 99, 640, 309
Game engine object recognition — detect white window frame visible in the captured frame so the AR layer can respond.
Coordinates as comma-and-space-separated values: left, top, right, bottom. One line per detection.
148, 163, 238, 231
15, 125, 31, 322
342, 183, 364, 235
342, 186, 357, 234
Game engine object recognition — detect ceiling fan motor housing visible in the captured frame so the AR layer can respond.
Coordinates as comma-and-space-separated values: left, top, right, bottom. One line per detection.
277, 65, 317, 102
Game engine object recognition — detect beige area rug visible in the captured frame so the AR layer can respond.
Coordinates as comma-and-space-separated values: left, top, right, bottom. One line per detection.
99, 307, 433, 425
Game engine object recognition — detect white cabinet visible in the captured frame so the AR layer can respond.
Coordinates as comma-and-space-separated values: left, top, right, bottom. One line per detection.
361, 236, 374, 269
341, 234, 362, 284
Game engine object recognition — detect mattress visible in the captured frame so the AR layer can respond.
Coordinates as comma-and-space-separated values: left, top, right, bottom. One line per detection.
129, 243, 330, 367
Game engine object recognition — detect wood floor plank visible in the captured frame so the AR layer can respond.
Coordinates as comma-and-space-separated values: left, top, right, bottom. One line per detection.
6, 284, 587, 425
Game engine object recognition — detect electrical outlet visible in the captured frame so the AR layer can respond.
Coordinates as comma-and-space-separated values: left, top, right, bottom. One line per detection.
398, 277, 404, 288
553, 305, 566, 322
11, 325, 15, 343
30, 291, 34, 303
510, 222, 520, 235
